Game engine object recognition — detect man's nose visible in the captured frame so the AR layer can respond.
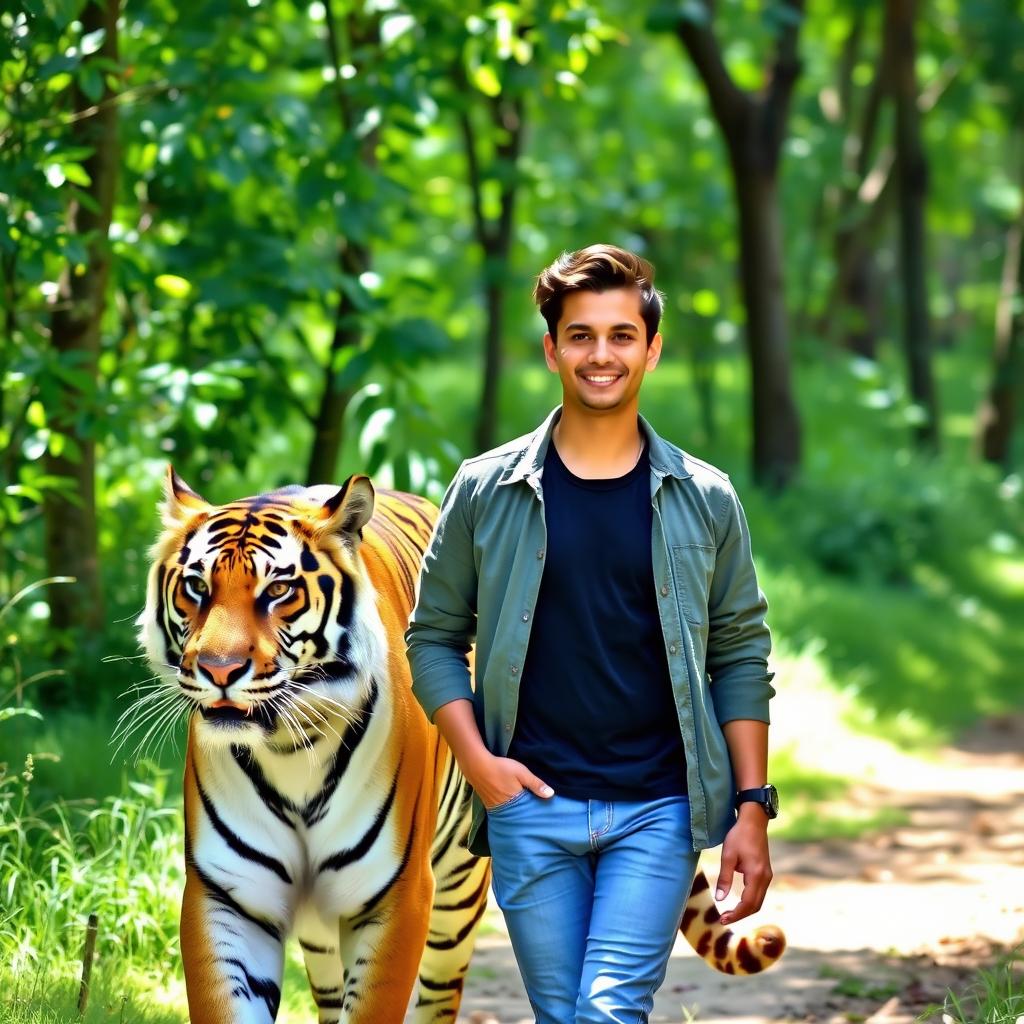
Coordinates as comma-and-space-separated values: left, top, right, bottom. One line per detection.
196, 656, 250, 688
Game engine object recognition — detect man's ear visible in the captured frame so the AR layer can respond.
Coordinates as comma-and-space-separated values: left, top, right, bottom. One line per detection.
645, 331, 663, 372
543, 332, 559, 372
319, 475, 375, 540
161, 466, 212, 527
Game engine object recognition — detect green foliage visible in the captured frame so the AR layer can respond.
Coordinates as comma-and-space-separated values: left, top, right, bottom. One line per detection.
768, 747, 910, 842
923, 945, 1024, 1024
2, 634, 180, 978
0, 578, 75, 712
0, 968, 183, 1024
0, 756, 182, 976
772, 455, 1021, 586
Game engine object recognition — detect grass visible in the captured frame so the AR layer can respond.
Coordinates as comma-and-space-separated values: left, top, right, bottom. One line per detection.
922, 946, 1024, 1024
0, 759, 183, 979
0, 968, 183, 1024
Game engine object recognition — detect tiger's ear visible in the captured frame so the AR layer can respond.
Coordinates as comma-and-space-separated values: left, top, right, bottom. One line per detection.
161, 466, 212, 527
320, 475, 375, 540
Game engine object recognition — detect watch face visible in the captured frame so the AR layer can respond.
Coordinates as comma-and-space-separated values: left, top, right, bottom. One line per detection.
765, 784, 779, 818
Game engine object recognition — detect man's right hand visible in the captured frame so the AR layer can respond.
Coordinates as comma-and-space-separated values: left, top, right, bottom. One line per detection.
464, 751, 555, 810
431, 700, 555, 809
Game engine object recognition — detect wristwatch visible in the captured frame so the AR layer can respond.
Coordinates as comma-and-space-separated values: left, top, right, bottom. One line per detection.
735, 784, 779, 819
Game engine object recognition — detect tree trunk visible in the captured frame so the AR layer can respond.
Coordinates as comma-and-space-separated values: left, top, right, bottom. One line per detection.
675, 0, 804, 489
475, 262, 505, 455
733, 163, 802, 489
976, 216, 1023, 466
472, 96, 524, 455
305, 3, 377, 485
42, 0, 120, 636
817, 5, 891, 357
887, 0, 939, 448
835, 226, 883, 359
306, 240, 369, 484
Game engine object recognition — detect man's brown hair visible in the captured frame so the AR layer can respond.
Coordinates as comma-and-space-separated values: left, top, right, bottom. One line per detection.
532, 243, 664, 343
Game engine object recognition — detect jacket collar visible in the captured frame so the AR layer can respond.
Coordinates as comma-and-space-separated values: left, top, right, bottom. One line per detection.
497, 406, 692, 487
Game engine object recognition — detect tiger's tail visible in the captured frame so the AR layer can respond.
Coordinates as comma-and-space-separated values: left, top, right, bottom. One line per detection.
680, 868, 786, 975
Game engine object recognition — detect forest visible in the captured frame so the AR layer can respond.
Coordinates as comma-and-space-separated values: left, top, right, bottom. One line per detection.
1, 0, 1022, 1020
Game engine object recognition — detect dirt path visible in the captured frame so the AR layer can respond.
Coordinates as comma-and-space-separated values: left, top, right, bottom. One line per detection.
458, 714, 1024, 1024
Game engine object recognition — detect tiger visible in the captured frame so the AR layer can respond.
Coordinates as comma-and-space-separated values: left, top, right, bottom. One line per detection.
136, 468, 785, 1024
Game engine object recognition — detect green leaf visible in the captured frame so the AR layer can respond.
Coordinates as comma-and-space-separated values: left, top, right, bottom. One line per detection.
37, 53, 79, 80
60, 162, 92, 187
0, 707, 44, 724
646, 0, 709, 32
80, 27, 106, 56
372, 318, 450, 366
26, 401, 46, 429
155, 274, 192, 299
77, 63, 105, 103
471, 63, 502, 97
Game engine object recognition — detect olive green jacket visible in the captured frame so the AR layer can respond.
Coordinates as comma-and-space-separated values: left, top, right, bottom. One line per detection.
406, 408, 774, 855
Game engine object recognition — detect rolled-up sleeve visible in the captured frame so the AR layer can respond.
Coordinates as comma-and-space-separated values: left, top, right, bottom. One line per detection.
706, 485, 775, 725
406, 466, 478, 721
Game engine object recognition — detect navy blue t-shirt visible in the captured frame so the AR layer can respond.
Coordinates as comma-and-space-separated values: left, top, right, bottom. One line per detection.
507, 439, 687, 801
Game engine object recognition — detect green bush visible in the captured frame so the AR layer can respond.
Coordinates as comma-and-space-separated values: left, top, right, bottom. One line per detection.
770, 458, 1022, 586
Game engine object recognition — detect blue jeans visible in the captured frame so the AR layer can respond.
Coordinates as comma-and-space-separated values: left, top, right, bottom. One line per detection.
486, 792, 698, 1024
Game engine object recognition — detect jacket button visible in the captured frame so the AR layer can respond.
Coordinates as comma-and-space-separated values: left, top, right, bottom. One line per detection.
537, 549, 545, 559
505, 724, 512, 732
669, 644, 677, 655
522, 612, 530, 622
660, 584, 669, 597
511, 665, 519, 675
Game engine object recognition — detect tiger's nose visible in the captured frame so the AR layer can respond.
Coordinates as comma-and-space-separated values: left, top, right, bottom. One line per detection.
197, 657, 251, 688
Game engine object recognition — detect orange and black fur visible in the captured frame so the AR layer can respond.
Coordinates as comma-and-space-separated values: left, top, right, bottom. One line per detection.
139, 471, 487, 1023
136, 470, 784, 1023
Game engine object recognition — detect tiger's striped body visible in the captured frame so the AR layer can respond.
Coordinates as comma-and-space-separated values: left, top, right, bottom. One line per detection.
137, 470, 785, 1023
140, 473, 487, 1023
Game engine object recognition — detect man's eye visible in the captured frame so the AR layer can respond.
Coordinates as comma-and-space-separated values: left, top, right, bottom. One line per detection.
266, 581, 294, 600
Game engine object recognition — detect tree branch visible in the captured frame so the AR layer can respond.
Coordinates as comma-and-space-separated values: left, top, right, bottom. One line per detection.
492, 95, 524, 253
322, 0, 355, 133
458, 103, 490, 250
675, 3, 748, 132
762, 0, 806, 159
0, 81, 173, 149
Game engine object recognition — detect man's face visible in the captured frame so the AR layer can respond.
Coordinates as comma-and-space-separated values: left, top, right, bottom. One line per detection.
543, 287, 662, 414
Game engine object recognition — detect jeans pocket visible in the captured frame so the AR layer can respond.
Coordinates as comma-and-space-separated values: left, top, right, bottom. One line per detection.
485, 789, 529, 814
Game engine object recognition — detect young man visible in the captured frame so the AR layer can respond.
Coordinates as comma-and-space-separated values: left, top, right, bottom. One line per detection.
406, 244, 776, 1023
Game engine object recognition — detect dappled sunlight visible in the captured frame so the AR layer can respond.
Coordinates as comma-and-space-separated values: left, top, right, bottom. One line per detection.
756, 553, 1022, 743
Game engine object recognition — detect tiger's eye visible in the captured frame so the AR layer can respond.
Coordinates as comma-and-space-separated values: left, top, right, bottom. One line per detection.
189, 577, 209, 597
266, 581, 292, 599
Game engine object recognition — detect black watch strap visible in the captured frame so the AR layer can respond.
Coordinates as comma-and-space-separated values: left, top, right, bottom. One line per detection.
735, 784, 779, 819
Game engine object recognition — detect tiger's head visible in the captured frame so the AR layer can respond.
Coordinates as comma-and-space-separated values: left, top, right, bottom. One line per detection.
136, 468, 386, 752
